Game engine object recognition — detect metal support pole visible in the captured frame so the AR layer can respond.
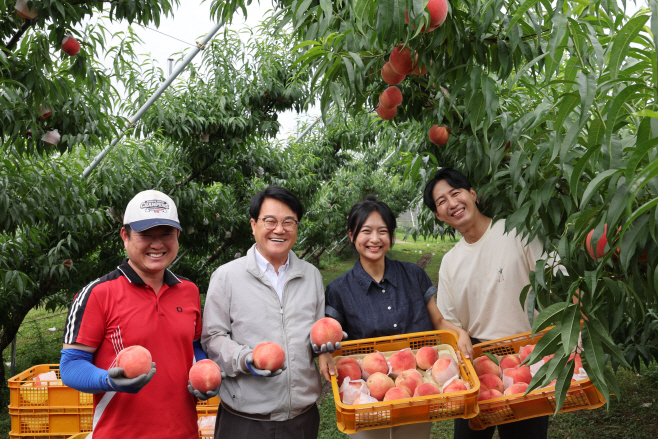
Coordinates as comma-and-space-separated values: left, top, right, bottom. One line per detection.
81, 21, 225, 179
167, 58, 174, 76
10, 337, 17, 376
293, 114, 334, 143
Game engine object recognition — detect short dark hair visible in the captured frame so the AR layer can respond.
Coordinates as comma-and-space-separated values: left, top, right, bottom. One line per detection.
347, 195, 396, 245
249, 186, 304, 221
123, 224, 132, 237
423, 168, 473, 213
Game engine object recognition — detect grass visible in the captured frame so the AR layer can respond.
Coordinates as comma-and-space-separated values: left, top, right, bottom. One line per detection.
2, 236, 657, 439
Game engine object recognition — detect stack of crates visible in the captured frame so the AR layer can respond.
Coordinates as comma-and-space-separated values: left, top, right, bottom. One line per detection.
9, 365, 220, 439
8, 365, 93, 439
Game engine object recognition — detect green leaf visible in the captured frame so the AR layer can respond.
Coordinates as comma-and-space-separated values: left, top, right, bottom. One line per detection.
524, 324, 563, 366
581, 323, 608, 395
484, 352, 499, 365
548, 14, 568, 62
576, 71, 596, 126
605, 84, 645, 150
532, 302, 566, 334
509, 52, 549, 91
631, 109, 658, 119
554, 360, 576, 414
587, 317, 631, 368
554, 93, 580, 134
561, 304, 580, 354
580, 169, 620, 209
507, 0, 542, 33
608, 15, 649, 80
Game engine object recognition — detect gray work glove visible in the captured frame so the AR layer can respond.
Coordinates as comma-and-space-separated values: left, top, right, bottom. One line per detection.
107, 362, 156, 393
188, 381, 221, 401
187, 369, 225, 400
243, 352, 287, 377
311, 331, 348, 354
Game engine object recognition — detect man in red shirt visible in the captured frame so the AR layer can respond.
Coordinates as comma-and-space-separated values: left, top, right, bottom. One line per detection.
60, 190, 217, 439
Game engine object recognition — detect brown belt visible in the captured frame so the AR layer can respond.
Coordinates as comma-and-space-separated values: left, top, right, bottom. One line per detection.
220, 400, 315, 421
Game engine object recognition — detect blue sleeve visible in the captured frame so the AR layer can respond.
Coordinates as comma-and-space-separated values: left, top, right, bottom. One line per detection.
193, 339, 208, 361
60, 349, 113, 394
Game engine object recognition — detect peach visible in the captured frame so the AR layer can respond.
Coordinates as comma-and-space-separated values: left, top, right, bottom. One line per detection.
429, 125, 450, 146
431, 357, 458, 386
383, 387, 411, 401
362, 352, 389, 376
478, 388, 504, 401
335, 356, 359, 368
388, 350, 416, 374
252, 342, 285, 371
427, 0, 448, 27
413, 382, 442, 397
336, 361, 362, 386
395, 369, 423, 396
416, 346, 439, 370
519, 344, 536, 362
189, 359, 222, 393
542, 354, 554, 363
479, 374, 504, 393
499, 354, 521, 371
443, 379, 468, 394
310, 317, 343, 347
389, 45, 413, 75
504, 383, 529, 396
376, 105, 397, 120
340, 380, 365, 401
473, 356, 501, 377
381, 62, 405, 85
379, 86, 403, 109
503, 366, 532, 384
116, 345, 152, 379
366, 372, 395, 401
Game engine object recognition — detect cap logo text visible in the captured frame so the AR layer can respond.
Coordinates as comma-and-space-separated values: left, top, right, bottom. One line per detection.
140, 199, 169, 214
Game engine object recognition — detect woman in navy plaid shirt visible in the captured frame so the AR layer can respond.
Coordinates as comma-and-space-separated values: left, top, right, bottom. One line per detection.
324, 195, 473, 439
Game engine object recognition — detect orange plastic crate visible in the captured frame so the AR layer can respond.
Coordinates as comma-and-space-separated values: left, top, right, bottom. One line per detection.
197, 405, 218, 438
8, 365, 93, 408
330, 330, 480, 434
469, 328, 606, 430
67, 434, 89, 439
9, 406, 93, 435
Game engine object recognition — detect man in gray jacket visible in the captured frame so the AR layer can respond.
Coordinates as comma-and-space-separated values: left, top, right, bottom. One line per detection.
202, 186, 334, 439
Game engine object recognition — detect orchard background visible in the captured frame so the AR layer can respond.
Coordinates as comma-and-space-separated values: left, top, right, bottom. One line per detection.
1, 0, 657, 429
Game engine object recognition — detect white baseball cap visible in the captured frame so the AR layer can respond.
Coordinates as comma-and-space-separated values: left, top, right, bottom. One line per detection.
123, 190, 182, 232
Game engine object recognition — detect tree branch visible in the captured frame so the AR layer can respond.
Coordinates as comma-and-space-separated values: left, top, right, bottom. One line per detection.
3, 18, 35, 53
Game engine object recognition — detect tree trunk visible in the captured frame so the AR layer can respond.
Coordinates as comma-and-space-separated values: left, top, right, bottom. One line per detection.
0, 279, 53, 388
299, 245, 314, 260
335, 241, 350, 256
416, 254, 432, 269
203, 238, 234, 267
312, 247, 325, 266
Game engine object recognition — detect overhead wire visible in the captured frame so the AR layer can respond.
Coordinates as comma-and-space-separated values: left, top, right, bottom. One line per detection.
142, 25, 196, 47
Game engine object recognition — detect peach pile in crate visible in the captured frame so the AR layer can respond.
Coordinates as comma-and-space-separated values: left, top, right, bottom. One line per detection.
335, 344, 471, 404
473, 345, 587, 401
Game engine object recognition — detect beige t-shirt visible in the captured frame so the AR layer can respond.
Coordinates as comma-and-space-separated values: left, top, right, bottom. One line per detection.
436, 219, 546, 343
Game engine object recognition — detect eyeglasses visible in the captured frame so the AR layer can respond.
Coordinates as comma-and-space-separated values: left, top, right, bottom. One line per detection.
258, 217, 299, 231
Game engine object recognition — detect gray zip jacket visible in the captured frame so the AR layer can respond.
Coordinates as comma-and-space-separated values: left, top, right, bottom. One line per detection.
201, 244, 324, 421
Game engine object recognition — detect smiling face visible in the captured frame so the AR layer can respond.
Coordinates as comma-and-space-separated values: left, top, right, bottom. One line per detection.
432, 179, 479, 232
350, 211, 391, 265
121, 225, 180, 281
250, 197, 298, 267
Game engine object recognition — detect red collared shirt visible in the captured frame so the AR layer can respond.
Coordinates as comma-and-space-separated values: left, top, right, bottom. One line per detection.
63, 259, 202, 439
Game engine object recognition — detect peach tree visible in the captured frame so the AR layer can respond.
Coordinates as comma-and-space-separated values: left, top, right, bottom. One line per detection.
208, 0, 658, 411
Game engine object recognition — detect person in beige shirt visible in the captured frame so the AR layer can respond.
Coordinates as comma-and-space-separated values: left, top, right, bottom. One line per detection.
423, 168, 550, 439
